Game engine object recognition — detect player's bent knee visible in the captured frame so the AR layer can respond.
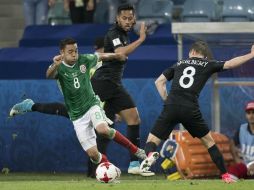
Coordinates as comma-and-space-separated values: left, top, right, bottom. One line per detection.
95, 123, 110, 137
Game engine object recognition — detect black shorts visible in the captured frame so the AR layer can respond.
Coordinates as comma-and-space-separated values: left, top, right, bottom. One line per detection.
91, 78, 136, 113
151, 104, 210, 140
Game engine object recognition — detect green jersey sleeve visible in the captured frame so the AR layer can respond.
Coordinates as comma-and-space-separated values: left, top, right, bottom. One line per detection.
79, 54, 98, 70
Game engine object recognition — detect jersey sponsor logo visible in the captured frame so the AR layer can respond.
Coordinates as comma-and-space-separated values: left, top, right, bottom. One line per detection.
112, 38, 121, 46
80, 65, 86, 73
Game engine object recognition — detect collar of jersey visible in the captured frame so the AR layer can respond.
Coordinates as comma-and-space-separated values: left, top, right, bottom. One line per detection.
247, 124, 254, 135
62, 61, 76, 68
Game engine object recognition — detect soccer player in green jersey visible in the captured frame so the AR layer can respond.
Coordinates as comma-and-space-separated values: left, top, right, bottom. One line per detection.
46, 37, 146, 165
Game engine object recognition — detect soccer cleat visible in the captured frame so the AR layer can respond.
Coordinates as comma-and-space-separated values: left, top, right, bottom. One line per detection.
128, 161, 155, 176
9, 99, 34, 117
128, 161, 141, 175
140, 170, 155, 177
134, 148, 147, 160
140, 152, 159, 172
221, 172, 238, 183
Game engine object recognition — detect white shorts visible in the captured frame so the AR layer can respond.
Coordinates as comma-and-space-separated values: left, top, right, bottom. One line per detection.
72, 105, 112, 151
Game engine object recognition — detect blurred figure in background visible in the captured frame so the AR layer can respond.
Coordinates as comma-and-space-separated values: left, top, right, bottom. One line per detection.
63, 0, 96, 23
229, 101, 254, 179
23, 0, 55, 26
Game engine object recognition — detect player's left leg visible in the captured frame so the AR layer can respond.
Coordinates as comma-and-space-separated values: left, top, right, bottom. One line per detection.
200, 132, 237, 183
182, 107, 236, 183
9, 99, 69, 118
9, 99, 34, 116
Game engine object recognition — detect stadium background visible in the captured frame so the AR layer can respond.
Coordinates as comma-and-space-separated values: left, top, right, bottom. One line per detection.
0, 0, 254, 174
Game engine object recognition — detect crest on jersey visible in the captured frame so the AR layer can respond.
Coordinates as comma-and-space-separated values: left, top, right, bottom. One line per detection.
80, 65, 86, 73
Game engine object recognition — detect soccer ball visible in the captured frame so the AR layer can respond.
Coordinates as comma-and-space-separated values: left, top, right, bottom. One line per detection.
95, 162, 121, 183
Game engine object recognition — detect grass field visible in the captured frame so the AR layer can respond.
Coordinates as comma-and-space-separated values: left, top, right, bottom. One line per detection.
0, 173, 253, 190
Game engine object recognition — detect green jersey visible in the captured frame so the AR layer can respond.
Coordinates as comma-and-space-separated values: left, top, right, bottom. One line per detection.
57, 54, 100, 121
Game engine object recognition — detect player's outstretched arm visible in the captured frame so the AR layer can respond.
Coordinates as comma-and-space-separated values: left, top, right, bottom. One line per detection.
114, 22, 147, 56
155, 74, 168, 101
46, 55, 62, 79
97, 52, 127, 62
223, 45, 254, 69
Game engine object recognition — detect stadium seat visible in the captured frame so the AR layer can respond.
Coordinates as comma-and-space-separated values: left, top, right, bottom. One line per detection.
137, 0, 173, 24
47, 0, 71, 25
221, 0, 251, 22
171, 130, 235, 179
182, 0, 217, 22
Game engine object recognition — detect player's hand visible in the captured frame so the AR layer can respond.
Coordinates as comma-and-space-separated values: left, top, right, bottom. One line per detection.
139, 22, 147, 42
53, 55, 63, 66
116, 53, 127, 61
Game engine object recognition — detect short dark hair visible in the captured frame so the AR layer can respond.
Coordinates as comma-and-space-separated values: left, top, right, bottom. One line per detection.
94, 37, 104, 50
189, 41, 213, 60
59, 38, 77, 50
117, 4, 135, 15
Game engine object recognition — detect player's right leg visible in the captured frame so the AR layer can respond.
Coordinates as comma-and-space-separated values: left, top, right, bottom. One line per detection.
86, 146, 109, 165
140, 105, 177, 173
119, 107, 141, 174
140, 133, 160, 173
10, 99, 69, 118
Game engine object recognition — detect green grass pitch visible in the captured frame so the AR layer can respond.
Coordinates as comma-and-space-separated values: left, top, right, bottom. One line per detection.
0, 173, 253, 190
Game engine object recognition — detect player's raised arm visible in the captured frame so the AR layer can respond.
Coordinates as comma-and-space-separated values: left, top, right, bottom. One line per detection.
155, 74, 168, 101
97, 52, 127, 62
115, 22, 147, 56
46, 55, 62, 79
223, 45, 254, 69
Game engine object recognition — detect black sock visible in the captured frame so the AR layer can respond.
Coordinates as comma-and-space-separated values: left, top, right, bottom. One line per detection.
32, 103, 69, 118
144, 142, 157, 155
127, 125, 140, 161
208, 144, 227, 174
